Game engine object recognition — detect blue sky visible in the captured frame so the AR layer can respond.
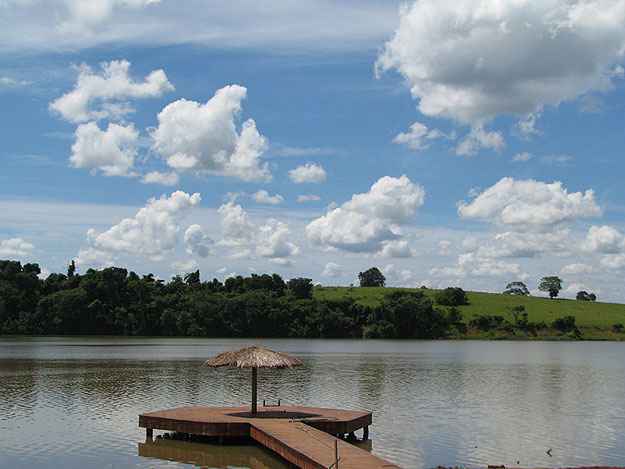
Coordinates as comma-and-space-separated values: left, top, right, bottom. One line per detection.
2, 0, 625, 300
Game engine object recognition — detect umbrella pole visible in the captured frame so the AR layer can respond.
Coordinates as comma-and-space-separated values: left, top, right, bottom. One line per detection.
251, 366, 257, 414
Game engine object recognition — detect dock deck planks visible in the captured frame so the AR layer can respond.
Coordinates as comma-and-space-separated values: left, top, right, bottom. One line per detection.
139, 404, 400, 469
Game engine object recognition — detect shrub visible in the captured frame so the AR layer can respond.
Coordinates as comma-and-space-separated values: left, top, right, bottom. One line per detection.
612, 323, 624, 333
362, 321, 396, 339
435, 287, 469, 306
552, 315, 577, 333
469, 314, 506, 331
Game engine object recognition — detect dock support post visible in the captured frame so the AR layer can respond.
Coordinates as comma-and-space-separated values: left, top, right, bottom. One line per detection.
334, 438, 339, 469
251, 367, 258, 414
363, 425, 369, 440
146, 428, 153, 440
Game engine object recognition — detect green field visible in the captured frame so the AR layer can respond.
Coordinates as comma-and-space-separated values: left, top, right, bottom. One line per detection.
314, 286, 625, 338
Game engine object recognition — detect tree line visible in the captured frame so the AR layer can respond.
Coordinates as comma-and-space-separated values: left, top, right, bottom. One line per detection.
0, 260, 464, 339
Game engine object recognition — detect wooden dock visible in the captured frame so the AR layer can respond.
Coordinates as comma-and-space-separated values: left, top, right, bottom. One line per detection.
139, 404, 401, 469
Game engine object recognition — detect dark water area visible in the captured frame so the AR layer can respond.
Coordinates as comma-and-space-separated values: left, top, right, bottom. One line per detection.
1, 337, 625, 468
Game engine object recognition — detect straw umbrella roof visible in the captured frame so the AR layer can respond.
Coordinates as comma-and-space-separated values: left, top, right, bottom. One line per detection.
204, 345, 303, 369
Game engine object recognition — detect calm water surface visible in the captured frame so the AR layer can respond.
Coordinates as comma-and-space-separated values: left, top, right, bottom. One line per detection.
1, 337, 625, 468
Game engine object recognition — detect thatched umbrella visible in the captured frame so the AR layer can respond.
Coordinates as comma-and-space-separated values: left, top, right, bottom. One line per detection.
204, 345, 303, 414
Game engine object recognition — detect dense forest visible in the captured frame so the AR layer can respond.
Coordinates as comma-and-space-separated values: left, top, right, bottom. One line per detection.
0, 260, 464, 339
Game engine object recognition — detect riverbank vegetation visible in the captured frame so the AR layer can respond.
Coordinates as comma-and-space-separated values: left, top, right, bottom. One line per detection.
1, 260, 624, 340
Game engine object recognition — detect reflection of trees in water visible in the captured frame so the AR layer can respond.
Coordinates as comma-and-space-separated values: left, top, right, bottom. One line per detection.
355, 358, 386, 410
0, 359, 38, 423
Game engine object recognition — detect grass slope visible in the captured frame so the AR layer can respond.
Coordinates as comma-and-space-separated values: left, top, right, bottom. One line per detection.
315, 287, 625, 333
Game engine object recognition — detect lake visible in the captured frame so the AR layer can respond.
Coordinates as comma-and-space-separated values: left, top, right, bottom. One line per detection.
1, 337, 625, 468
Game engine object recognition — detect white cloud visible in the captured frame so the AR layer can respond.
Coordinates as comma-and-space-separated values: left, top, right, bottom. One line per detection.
376, 0, 625, 125
306, 175, 424, 253
217, 201, 299, 264
256, 220, 299, 264
297, 194, 321, 203
322, 262, 343, 278
458, 177, 600, 228
0, 238, 34, 257
288, 163, 327, 184
75, 247, 114, 270
83, 191, 201, 261
272, 145, 338, 157
59, 0, 160, 33
0, 1, 396, 53
512, 152, 533, 163
561, 263, 594, 275
601, 254, 625, 270
455, 125, 505, 156
252, 190, 284, 205
151, 84, 270, 182
379, 239, 413, 258
393, 121, 447, 151
171, 258, 198, 273
583, 225, 625, 253
141, 171, 179, 186
431, 251, 521, 278
562, 282, 598, 298
542, 154, 574, 165
70, 121, 138, 176
218, 201, 254, 248
50, 60, 173, 123
382, 263, 414, 286
516, 112, 542, 139
438, 240, 451, 255
184, 224, 213, 258
0, 76, 30, 87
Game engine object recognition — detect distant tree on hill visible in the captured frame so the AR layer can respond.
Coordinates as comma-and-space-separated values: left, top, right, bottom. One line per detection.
576, 291, 597, 301
435, 287, 468, 306
358, 267, 385, 287
67, 260, 76, 278
503, 281, 529, 296
538, 276, 562, 299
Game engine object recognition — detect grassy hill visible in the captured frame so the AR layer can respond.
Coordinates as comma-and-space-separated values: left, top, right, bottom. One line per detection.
314, 286, 625, 339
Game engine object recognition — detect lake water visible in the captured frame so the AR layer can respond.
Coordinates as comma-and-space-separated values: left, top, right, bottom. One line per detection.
1, 337, 625, 469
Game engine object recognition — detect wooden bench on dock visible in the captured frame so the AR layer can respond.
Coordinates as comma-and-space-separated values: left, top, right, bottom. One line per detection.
139, 404, 401, 469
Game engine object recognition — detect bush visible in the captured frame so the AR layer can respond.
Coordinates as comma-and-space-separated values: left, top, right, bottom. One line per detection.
612, 323, 624, 333
552, 315, 577, 333
469, 314, 507, 331
362, 321, 396, 339
435, 287, 469, 306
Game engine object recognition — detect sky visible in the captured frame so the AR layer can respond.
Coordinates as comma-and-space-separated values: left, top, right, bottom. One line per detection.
2, 0, 625, 301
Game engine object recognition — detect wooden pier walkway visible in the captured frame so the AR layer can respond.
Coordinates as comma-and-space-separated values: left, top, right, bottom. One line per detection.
139, 405, 401, 469
250, 419, 400, 469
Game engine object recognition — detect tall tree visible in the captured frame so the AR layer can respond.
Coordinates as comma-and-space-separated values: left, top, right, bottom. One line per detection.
67, 260, 76, 278
358, 267, 385, 287
538, 276, 562, 299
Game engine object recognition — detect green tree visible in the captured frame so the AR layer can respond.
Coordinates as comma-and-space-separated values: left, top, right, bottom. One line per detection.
434, 287, 468, 306
576, 291, 596, 301
358, 267, 385, 287
287, 278, 313, 299
67, 260, 76, 277
503, 281, 529, 296
538, 276, 562, 299
184, 270, 200, 286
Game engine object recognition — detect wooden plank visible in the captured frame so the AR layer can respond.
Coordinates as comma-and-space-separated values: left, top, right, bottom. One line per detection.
250, 420, 400, 469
